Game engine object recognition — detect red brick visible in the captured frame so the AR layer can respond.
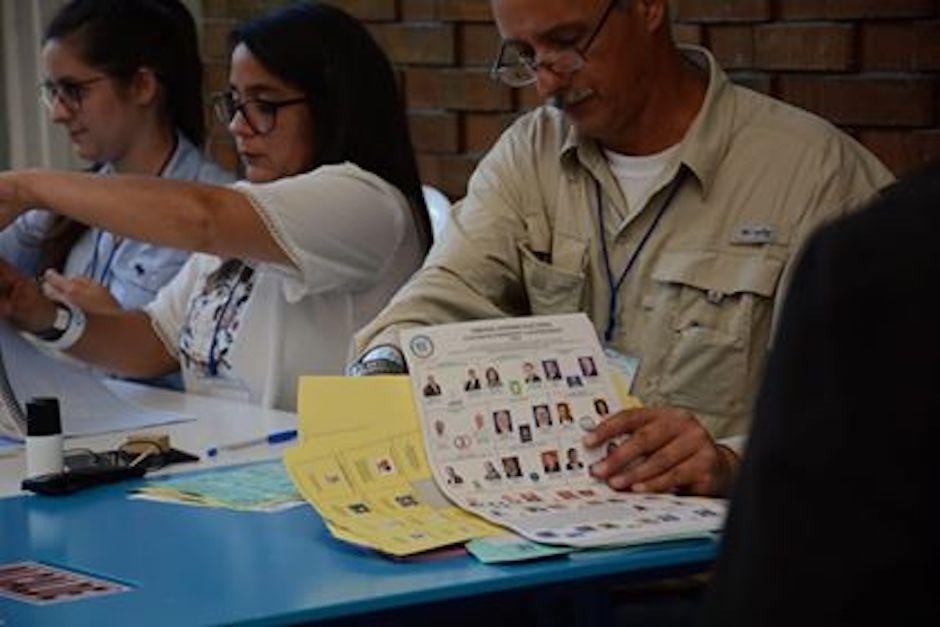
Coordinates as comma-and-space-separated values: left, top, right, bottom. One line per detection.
417, 153, 480, 198
754, 23, 855, 71
674, 0, 771, 23
673, 23, 705, 46
401, 0, 436, 21
405, 68, 513, 111
201, 0, 940, 209
202, 19, 235, 61
202, 0, 228, 19
778, 0, 936, 20
728, 71, 773, 95
223, 0, 283, 18
460, 23, 502, 66
439, 0, 493, 22
207, 137, 240, 175
862, 22, 940, 71
464, 112, 520, 153
409, 111, 460, 153
369, 23, 456, 65
517, 86, 543, 110
324, 0, 397, 21
859, 129, 940, 175
400, 0, 493, 22
707, 25, 755, 69
777, 75, 936, 127
205, 62, 230, 93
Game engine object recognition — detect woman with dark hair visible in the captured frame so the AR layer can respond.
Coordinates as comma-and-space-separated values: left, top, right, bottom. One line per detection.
0, 0, 232, 315
485, 367, 502, 388
0, 2, 429, 411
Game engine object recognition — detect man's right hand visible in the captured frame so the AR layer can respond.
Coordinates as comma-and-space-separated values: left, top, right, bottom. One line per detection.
0, 258, 58, 333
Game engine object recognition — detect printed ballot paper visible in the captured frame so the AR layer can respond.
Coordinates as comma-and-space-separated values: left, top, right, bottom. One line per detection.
401, 314, 726, 549
285, 314, 725, 557
0, 321, 190, 442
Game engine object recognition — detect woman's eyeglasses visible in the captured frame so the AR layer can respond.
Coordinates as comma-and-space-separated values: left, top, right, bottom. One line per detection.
38, 76, 108, 112
212, 91, 307, 135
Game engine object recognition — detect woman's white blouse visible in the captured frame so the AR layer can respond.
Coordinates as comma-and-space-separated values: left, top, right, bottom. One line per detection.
144, 163, 424, 410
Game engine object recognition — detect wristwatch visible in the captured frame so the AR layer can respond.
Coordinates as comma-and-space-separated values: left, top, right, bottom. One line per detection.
30, 301, 87, 350
346, 345, 407, 376
32, 304, 72, 341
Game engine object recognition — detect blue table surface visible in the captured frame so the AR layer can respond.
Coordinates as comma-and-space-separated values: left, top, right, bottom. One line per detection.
0, 475, 717, 626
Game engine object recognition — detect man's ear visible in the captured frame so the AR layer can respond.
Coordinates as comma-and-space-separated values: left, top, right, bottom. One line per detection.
634, 0, 668, 34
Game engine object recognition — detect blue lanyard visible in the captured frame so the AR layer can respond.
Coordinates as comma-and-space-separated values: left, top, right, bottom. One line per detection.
84, 138, 177, 286
85, 231, 122, 286
597, 168, 688, 343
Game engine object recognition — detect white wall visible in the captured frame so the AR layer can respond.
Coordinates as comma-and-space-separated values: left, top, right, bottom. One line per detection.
0, 5, 7, 169
2, 0, 78, 170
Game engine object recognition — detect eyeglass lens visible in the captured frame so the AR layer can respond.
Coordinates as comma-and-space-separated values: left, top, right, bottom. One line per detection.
39, 77, 104, 111
214, 93, 276, 135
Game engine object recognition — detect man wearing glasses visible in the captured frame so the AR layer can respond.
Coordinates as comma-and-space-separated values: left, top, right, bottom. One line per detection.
353, 0, 893, 497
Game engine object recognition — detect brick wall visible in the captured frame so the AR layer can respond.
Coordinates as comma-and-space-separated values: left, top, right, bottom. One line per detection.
201, 0, 940, 198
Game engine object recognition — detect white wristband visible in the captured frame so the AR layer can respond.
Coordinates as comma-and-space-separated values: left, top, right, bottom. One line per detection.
38, 302, 87, 351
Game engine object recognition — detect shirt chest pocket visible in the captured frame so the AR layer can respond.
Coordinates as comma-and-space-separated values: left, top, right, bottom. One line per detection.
518, 243, 587, 315
649, 250, 783, 421
109, 254, 189, 310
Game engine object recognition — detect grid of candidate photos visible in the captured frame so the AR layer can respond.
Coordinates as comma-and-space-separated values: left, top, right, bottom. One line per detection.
417, 353, 725, 547
421, 353, 611, 488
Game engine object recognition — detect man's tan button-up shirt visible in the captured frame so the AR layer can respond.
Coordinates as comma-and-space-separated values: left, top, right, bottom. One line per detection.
356, 47, 894, 440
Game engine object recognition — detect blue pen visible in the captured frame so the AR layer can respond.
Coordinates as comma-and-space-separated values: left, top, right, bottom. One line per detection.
206, 429, 298, 458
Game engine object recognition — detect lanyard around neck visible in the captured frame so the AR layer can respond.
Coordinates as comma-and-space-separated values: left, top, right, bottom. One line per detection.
86, 231, 122, 286
596, 167, 688, 343
83, 139, 178, 286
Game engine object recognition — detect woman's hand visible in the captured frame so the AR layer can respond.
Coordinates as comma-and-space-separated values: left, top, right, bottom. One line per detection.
41, 270, 121, 314
0, 258, 59, 333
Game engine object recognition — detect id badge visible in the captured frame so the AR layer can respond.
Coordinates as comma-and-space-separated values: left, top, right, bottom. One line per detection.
603, 346, 640, 395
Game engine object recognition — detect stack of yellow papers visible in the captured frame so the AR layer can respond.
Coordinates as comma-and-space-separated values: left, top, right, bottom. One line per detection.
284, 377, 499, 557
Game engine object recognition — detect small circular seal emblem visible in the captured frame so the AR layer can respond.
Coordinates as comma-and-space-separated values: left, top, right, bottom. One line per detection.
409, 334, 434, 358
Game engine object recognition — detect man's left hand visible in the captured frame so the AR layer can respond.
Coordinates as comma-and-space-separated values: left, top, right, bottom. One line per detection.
583, 406, 738, 497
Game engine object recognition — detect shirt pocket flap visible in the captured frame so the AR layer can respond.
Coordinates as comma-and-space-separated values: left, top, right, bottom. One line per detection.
652, 250, 783, 298
518, 243, 586, 313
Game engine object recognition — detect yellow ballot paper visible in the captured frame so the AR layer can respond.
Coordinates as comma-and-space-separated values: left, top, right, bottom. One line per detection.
284, 376, 498, 556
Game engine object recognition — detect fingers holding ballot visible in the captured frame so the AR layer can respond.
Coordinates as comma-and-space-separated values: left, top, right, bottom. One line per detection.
583, 406, 739, 497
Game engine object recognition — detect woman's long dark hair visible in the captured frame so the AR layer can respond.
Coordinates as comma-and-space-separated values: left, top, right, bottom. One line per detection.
38, 0, 205, 273
231, 2, 432, 253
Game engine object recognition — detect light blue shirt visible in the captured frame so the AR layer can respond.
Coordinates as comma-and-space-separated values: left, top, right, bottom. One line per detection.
0, 133, 235, 310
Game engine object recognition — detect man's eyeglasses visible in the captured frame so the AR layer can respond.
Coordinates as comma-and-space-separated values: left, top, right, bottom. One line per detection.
490, 0, 620, 88
212, 91, 307, 135
39, 76, 108, 112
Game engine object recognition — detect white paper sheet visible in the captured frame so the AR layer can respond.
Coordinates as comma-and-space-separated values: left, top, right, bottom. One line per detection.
0, 436, 22, 457
402, 314, 726, 549
0, 321, 192, 437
